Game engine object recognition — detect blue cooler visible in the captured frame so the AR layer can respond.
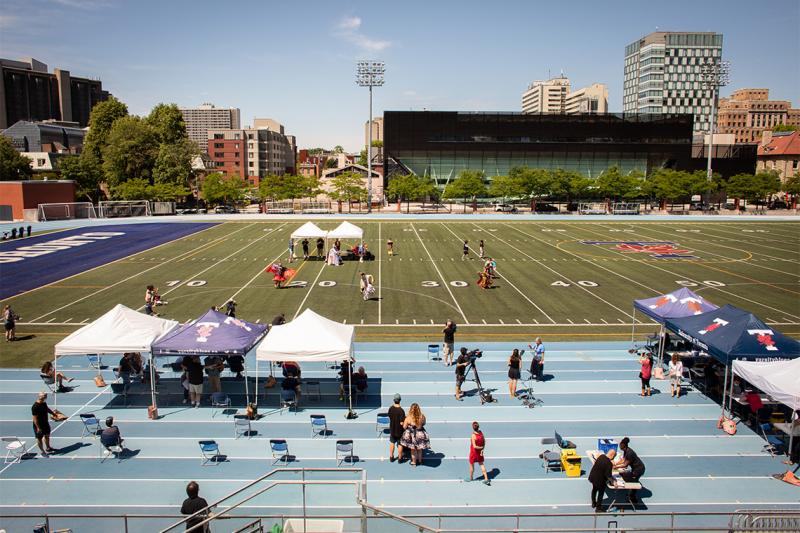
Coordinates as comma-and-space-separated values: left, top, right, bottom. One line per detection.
598, 438, 618, 454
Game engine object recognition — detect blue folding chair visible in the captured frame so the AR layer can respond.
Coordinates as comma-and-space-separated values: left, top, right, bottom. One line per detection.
199, 440, 221, 465
760, 423, 784, 456
79, 414, 101, 439
427, 344, 440, 362
376, 413, 390, 438
336, 440, 354, 466
86, 354, 102, 370
310, 414, 327, 438
269, 439, 290, 465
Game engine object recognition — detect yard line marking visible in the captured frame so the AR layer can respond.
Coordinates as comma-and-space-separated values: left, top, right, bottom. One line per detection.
618, 318, 626, 324
584, 319, 591, 324
46, 318, 56, 323
690, 223, 799, 249
443, 223, 555, 323
293, 260, 328, 319
413, 319, 417, 324
63, 318, 72, 323
219, 224, 290, 306
410, 222, 468, 323
516, 319, 522, 324
499, 318, 505, 324
378, 221, 382, 324
601, 319, 608, 324
430, 319, 434, 324
361, 318, 364, 325
567, 318, 574, 324
29, 223, 255, 322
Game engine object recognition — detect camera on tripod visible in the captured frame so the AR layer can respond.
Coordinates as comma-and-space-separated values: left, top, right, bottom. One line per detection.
467, 349, 483, 364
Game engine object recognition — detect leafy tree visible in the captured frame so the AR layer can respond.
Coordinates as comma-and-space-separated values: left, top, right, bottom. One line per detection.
772, 124, 797, 132
386, 173, 423, 213
58, 154, 103, 201
153, 139, 198, 186
596, 167, 644, 201
147, 103, 187, 145
725, 173, 760, 208
112, 177, 151, 200
442, 170, 487, 213
101, 116, 159, 187
755, 170, 781, 205
333, 145, 344, 154
328, 171, 367, 213
0, 136, 32, 180
149, 181, 190, 201
569, 174, 594, 202
201, 173, 248, 206
259, 174, 319, 201
489, 174, 524, 200
307, 148, 324, 156
509, 166, 551, 210
324, 158, 338, 169
783, 172, 800, 208
417, 175, 440, 206
82, 96, 129, 165
357, 149, 368, 167
644, 169, 686, 208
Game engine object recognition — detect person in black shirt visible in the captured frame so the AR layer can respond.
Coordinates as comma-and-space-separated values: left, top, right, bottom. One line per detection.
281, 374, 301, 405
454, 347, 469, 401
227, 354, 245, 379
31, 392, 56, 456
588, 448, 616, 512
316, 237, 325, 258
181, 481, 210, 531
338, 360, 352, 401
388, 393, 406, 462
225, 299, 236, 318
301, 238, 309, 260
442, 320, 456, 366
462, 240, 469, 260
100, 416, 125, 451
118, 353, 136, 395
271, 313, 286, 327
185, 354, 206, 408
616, 437, 646, 504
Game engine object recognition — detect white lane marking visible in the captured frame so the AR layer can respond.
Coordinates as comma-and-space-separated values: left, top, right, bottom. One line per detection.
218, 224, 288, 305
410, 222, 468, 323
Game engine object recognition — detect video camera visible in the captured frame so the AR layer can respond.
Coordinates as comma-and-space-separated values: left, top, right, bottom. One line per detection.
467, 349, 483, 364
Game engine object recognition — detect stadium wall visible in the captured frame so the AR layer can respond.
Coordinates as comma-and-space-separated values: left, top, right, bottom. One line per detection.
0, 180, 76, 221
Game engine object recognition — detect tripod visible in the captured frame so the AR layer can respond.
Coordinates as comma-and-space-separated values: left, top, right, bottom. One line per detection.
520, 371, 542, 408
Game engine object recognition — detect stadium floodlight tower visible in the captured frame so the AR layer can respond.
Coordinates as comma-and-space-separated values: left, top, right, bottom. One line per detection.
356, 60, 385, 213
700, 60, 731, 188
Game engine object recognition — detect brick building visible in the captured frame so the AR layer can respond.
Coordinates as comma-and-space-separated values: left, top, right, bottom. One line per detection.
717, 89, 800, 144
757, 130, 800, 182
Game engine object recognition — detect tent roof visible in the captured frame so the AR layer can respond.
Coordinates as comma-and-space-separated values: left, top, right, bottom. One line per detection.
291, 222, 328, 239
152, 309, 268, 357
327, 221, 363, 239
664, 304, 800, 364
256, 308, 354, 362
633, 288, 718, 322
55, 304, 179, 356
732, 359, 800, 411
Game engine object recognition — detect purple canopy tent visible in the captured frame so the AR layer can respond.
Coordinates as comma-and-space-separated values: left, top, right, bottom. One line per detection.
151, 309, 268, 407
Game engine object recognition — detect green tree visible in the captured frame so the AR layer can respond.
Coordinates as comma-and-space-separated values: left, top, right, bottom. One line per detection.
489, 174, 524, 200
112, 177, 152, 200
357, 149, 368, 167
755, 170, 781, 206
569, 174, 594, 203
783, 172, 800, 209
82, 96, 129, 165
147, 103, 187, 145
324, 158, 338, 169
333, 145, 344, 154
58, 154, 103, 201
725, 173, 760, 208
596, 167, 644, 201
153, 138, 199, 186
442, 170, 487, 213
644, 169, 686, 208
328, 171, 367, 213
510, 167, 551, 210
259, 174, 319, 201
772, 124, 797, 132
149, 181, 190, 201
0, 136, 32, 180
201, 173, 247, 206
101, 116, 159, 187
386, 173, 423, 213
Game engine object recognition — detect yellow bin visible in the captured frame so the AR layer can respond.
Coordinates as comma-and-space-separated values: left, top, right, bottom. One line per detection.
561, 449, 582, 477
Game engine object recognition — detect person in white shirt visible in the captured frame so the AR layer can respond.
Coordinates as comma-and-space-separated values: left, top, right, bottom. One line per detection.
668, 353, 684, 398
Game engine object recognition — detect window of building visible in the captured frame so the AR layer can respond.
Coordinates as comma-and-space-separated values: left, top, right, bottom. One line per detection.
214, 152, 223, 158
214, 134, 223, 139
794, 160, 799, 169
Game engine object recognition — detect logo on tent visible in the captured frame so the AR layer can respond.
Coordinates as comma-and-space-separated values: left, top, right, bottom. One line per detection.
748, 329, 778, 351
699, 318, 729, 335
224, 316, 252, 332
581, 241, 696, 259
196, 322, 220, 342
681, 297, 705, 315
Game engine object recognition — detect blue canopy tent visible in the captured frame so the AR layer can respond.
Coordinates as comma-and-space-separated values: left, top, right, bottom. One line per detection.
152, 309, 268, 407
663, 304, 800, 419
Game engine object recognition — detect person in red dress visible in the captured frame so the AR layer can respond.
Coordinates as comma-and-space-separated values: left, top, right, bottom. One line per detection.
467, 421, 490, 485
265, 262, 295, 289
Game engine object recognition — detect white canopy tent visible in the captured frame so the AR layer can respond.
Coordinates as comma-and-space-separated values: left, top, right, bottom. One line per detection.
327, 221, 363, 240
290, 221, 328, 239
256, 309, 356, 414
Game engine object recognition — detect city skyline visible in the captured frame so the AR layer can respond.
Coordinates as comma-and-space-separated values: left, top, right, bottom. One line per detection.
1, 0, 798, 152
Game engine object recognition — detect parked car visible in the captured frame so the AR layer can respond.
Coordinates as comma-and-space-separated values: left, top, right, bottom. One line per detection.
494, 203, 517, 212
769, 200, 788, 210
214, 206, 237, 214
533, 204, 559, 213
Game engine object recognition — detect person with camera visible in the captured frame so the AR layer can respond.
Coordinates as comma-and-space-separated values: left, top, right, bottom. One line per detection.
454, 347, 469, 401
442, 320, 457, 366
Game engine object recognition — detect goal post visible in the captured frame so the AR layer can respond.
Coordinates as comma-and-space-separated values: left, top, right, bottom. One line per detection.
37, 202, 97, 221
98, 200, 152, 218
578, 202, 607, 215
611, 202, 641, 215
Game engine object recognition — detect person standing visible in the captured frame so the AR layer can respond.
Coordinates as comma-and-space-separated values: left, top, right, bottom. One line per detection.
528, 337, 545, 381
462, 240, 469, 260
316, 237, 325, 258
118, 353, 136, 396
478, 239, 485, 259
442, 320, 457, 366
588, 449, 616, 512
401, 403, 430, 467
225, 299, 236, 318
31, 392, 57, 456
639, 353, 653, 396
144, 285, 156, 316
616, 437, 646, 505
4, 304, 18, 342
507, 349, 522, 398
204, 355, 224, 393
271, 313, 286, 327
287, 238, 295, 263
668, 353, 683, 398
185, 354, 205, 408
454, 347, 469, 401
388, 393, 406, 462
387, 238, 394, 256
301, 238, 309, 260
467, 421, 491, 485
181, 481, 211, 532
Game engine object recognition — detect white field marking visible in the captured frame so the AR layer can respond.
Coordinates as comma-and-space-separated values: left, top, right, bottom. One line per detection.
16, 321, 799, 327
378, 221, 382, 324
572, 222, 800, 320
294, 261, 328, 320
689, 223, 799, 249
489, 224, 633, 319
29, 223, 251, 321
42, 434, 763, 442
442, 223, 554, 322
410, 222, 468, 323
628, 223, 800, 280
150, 222, 288, 311
218, 224, 289, 306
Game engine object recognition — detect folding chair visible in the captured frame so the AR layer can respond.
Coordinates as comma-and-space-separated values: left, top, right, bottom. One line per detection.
336, 440, 354, 466
79, 414, 101, 439
199, 440, 221, 465
40, 374, 57, 393
305, 380, 321, 402
427, 344, 439, 362
542, 450, 562, 473
33, 523, 73, 533
233, 415, 251, 439
3, 436, 26, 464
376, 413, 390, 438
269, 439, 290, 465
100, 437, 123, 463
310, 414, 327, 438
211, 392, 231, 418
760, 423, 785, 456
279, 390, 298, 414
86, 354, 102, 370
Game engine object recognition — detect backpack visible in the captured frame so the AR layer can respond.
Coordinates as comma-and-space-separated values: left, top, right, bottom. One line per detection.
479, 390, 495, 404
717, 416, 737, 435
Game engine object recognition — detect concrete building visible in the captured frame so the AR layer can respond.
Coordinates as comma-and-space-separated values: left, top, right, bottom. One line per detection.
522, 76, 608, 115
364, 117, 383, 147
623, 32, 723, 133
180, 103, 241, 153
757, 130, 800, 182
2, 120, 85, 153
717, 89, 800, 143
0, 57, 109, 129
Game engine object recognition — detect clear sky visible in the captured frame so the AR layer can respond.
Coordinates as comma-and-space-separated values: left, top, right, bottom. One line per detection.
2, 0, 798, 152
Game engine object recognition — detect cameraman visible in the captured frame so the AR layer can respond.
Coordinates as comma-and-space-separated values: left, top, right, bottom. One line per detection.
454, 347, 469, 401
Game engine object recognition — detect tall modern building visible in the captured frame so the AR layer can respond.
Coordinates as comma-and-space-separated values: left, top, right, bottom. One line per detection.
180, 103, 241, 153
717, 89, 800, 143
522, 75, 608, 115
0, 57, 109, 129
623, 32, 723, 133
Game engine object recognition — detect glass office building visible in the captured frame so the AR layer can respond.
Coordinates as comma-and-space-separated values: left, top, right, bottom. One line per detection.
383, 111, 694, 186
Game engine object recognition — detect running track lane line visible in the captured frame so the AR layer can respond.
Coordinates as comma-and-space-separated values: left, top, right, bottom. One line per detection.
378, 221, 382, 324
29, 222, 248, 322
567, 222, 800, 321
486, 223, 633, 319
410, 221, 469, 324
439, 222, 555, 323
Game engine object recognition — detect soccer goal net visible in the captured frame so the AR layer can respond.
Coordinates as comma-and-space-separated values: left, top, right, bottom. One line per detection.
300, 200, 332, 214
612, 202, 641, 215
37, 202, 97, 221
98, 200, 151, 218
265, 200, 295, 214
578, 202, 607, 215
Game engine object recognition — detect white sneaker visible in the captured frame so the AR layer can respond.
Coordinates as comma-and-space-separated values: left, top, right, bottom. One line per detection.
182, 399, 188, 404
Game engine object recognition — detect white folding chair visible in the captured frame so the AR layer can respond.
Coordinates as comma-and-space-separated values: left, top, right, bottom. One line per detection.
2, 436, 26, 464
336, 440, 354, 466
211, 393, 231, 418
40, 374, 57, 393
234, 415, 251, 439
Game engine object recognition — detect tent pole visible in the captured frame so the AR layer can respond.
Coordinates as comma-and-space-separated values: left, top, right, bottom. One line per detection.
347, 361, 354, 417
727, 368, 736, 414
657, 325, 666, 367
244, 354, 250, 405
630, 309, 636, 345
720, 364, 729, 420
254, 359, 259, 407
53, 353, 58, 410
150, 353, 157, 411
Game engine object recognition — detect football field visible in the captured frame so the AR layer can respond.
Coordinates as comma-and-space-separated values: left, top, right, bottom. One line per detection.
1, 218, 799, 365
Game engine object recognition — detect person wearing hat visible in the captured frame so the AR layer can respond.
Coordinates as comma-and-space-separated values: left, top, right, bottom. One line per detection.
388, 393, 406, 463
31, 392, 57, 456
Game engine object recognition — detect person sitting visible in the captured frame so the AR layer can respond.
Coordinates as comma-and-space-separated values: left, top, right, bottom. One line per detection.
338, 360, 353, 401
227, 354, 245, 379
100, 416, 125, 452
281, 374, 301, 405
354, 366, 368, 393
40, 361, 73, 391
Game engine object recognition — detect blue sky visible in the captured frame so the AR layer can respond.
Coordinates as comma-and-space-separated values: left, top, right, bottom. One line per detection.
2, 0, 798, 152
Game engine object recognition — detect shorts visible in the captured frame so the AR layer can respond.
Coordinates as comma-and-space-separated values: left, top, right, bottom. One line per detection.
670, 375, 682, 386
389, 434, 402, 444
508, 368, 521, 380
456, 374, 466, 387
188, 383, 203, 395
33, 422, 51, 439
4, 321, 14, 331
641, 377, 651, 388
443, 343, 454, 357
